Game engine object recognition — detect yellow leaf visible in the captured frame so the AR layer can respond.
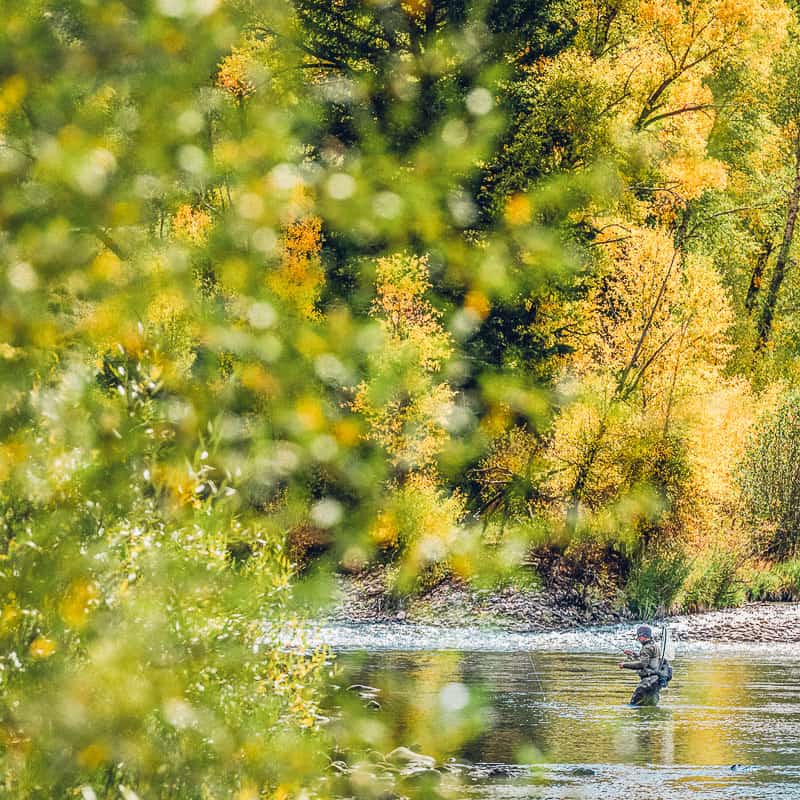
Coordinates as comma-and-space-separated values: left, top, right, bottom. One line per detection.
29, 637, 57, 659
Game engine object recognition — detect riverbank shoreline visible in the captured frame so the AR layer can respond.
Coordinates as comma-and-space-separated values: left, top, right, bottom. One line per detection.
330, 569, 800, 643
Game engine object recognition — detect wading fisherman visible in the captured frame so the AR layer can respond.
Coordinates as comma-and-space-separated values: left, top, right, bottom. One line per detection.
619, 625, 661, 706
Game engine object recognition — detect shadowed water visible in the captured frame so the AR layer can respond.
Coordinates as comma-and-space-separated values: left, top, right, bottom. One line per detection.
327, 625, 800, 799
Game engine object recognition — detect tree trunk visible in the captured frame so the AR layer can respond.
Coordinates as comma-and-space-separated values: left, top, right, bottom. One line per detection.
756, 138, 800, 351
744, 239, 773, 314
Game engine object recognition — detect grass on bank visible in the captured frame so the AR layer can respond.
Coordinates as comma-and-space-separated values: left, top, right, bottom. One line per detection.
625, 551, 800, 617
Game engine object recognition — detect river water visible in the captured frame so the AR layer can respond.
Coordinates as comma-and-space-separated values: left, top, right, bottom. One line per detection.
317, 624, 800, 799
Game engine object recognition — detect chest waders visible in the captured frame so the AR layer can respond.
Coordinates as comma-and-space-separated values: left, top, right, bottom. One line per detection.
629, 626, 674, 706
629, 645, 662, 706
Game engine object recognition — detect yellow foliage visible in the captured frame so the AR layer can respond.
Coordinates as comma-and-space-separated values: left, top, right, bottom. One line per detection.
1, 601, 20, 633
504, 194, 532, 226
545, 382, 627, 507
76, 742, 111, 769
172, 204, 212, 245
332, 418, 361, 448
352, 253, 454, 468
153, 463, 207, 511
145, 289, 196, 376
0, 74, 26, 132
217, 48, 257, 99
78, 296, 143, 358
216, 30, 311, 102
571, 224, 733, 409
267, 215, 324, 319
571, 0, 790, 200
371, 471, 466, 555
372, 253, 453, 372
29, 636, 56, 659
146, 288, 189, 326
90, 249, 124, 283
352, 379, 454, 468
681, 378, 756, 549
477, 426, 539, 508
294, 396, 325, 432
0, 343, 22, 361
401, 0, 431, 24
464, 289, 491, 320
60, 580, 100, 629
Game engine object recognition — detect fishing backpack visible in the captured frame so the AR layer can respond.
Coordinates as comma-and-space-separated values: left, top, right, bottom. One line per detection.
657, 624, 674, 687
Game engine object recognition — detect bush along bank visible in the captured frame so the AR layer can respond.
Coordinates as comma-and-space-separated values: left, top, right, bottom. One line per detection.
326, 547, 800, 631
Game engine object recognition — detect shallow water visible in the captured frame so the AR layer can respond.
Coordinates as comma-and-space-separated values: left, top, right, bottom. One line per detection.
325, 625, 800, 799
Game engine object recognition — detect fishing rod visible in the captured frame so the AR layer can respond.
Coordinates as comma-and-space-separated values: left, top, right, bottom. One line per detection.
521, 609, 624, 697
526, 650, 546, 694
522, 605, 672, 696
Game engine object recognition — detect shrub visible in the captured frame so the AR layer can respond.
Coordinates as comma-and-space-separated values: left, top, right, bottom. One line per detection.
742, 559, 800, 601
624, 549, 690, 618
776, 559, 800, 595
372, 472, 467, 596
742, 565, 783, 601
680, 551, 745, 611
738, 393, 800, 557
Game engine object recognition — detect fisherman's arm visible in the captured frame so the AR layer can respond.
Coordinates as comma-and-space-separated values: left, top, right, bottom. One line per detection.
619, 642, 653, 670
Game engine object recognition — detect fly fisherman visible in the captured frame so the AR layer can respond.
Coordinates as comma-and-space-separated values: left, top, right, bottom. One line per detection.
619, 624, 661, 706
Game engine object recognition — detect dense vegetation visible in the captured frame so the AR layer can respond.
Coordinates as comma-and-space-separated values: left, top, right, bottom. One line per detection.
3, 0, 800, 796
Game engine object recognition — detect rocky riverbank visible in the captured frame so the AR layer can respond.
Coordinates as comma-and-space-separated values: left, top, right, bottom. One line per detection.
667, 601, 800, 642
330, 567, 800, 643
330, 567, 629, 631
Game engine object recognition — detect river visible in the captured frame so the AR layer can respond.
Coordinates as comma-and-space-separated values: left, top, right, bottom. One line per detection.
317, 623, 800, 799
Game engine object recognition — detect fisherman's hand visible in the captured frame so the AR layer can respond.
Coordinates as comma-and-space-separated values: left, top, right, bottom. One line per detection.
619, 662, 626, 669
623, 649, 635, 657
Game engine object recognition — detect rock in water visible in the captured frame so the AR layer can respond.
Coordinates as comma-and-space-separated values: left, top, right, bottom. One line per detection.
385, 747, 436, 770
401, 768, 441, 784
486, 765, 514, 778
346, 684, 380, 698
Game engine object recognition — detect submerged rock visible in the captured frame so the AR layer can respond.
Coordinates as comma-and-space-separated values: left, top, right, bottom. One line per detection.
346, 684, 382, 708
385, 747, 436, 770
347, 683, 380, 698
400, 767, 441, 784
470, 765, 516, 778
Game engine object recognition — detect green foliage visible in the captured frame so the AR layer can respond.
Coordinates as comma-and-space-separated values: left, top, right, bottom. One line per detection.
5, 0, 800, 794
738, 393, 800, 557
624, 550, 690, 619
1, 1, 603, 794
776, 558, 800, 596
680, 551, 745, 612
743, 559, 800, 600
742, 564, 783, 600
482, 51, 612, 214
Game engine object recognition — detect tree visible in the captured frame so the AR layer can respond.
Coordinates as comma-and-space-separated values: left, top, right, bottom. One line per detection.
755, 30, 800, 350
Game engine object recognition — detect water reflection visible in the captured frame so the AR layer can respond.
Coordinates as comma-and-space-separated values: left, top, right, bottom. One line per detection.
336, 647, 800, 799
